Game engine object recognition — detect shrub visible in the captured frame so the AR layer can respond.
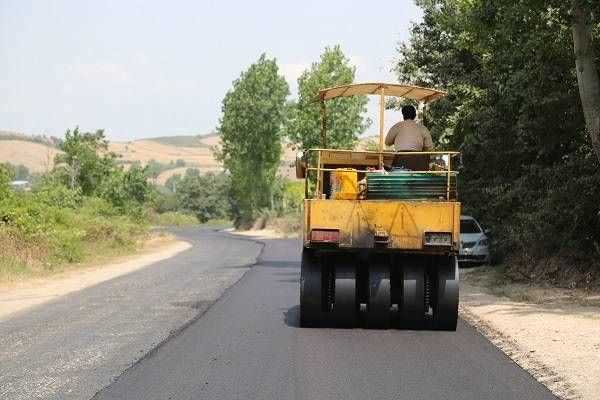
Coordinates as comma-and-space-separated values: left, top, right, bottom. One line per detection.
149, 211, 197, 227
34, 184, 82, 209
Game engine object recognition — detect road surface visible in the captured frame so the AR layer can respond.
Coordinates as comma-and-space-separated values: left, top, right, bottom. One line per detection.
0, 229, 262, 400
96, 231, 555, 400
1, 229, 556, 399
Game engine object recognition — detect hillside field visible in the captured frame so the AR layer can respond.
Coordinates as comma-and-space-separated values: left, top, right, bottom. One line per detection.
0, 132, 301, 181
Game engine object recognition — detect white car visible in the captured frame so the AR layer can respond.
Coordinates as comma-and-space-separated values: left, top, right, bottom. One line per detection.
459, 215, 490, 265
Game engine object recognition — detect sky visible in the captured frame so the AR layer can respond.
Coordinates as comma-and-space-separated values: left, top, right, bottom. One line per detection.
0, 0, 422, 141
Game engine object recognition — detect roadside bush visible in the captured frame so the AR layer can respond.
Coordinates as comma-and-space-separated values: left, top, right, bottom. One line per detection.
34, 184, 82, 209
99, 165, 153, 214
176, 171, 231, 223
0, 163, 13, 198
280, 180, 303, 214
149, 211, 197, 227
153, 190, 179, 213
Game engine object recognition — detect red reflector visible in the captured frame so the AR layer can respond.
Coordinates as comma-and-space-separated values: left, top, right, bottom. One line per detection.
310, 229, 340, 243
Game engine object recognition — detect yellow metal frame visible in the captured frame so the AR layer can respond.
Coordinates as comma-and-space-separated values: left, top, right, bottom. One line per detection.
304, 199, 461, 252
302, 82, 460, 253
305, 148, 459, 201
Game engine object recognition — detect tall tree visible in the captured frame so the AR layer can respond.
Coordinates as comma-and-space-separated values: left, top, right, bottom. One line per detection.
176, 170, 231, 223
285, 46, 369, 152
216, 54, 289, 227
55, 127, 116, 194
572, 0, 600, 162
397, 0, 600, 279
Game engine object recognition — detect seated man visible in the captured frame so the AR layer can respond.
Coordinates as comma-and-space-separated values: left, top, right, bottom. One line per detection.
385, 105, 433, 170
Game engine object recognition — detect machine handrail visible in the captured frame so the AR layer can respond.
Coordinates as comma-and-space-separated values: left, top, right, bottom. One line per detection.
307, 148, 460, 156
304, 148, 459, 201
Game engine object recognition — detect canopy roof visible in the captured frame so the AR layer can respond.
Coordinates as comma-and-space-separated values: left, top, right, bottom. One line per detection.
318, 82, 446, 103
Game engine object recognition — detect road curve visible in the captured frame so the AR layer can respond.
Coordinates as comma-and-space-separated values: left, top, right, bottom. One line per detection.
0, 229, 262, 400
94, 233, 556, 400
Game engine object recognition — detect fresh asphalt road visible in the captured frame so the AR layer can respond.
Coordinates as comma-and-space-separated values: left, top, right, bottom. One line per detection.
92, 232, 556, 400
0, 229, 262, 400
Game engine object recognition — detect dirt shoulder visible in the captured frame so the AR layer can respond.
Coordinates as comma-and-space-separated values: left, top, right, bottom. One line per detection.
0, 234, 191, 320
232, 228, 299, 239
460, 267, 600, 400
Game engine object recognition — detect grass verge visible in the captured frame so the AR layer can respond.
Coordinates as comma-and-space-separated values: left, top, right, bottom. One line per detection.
149, 211, 198, 227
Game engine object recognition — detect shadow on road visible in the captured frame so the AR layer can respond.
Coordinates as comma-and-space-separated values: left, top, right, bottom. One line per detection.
260, 260, 299, 269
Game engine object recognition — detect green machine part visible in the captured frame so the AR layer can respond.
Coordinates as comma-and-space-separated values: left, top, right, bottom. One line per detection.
366, 172, 457, 200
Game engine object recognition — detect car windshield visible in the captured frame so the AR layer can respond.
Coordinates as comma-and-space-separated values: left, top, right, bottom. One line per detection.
461, 219, 481, 234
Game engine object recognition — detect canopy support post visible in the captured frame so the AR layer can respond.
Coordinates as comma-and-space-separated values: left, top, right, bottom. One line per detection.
379, 87, 385, 169
320, 100, 327, 148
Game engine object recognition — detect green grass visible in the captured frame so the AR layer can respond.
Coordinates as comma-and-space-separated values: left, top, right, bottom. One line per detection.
146, 135, 209, 148
199, 219, 233, 230
150, 211, 198, 227
0, 192, 149, 284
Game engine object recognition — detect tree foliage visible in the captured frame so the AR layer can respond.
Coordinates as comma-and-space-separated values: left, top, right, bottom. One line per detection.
0, 163, 12, 199
285, 46, 370, 152
99, 165, 153, 210
55, 127, 116, 195
398, 0, 600, 282
216, 54, 289, 227
176, 170, 231, 223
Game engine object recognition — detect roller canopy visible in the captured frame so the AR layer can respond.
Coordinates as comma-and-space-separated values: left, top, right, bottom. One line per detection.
318, 82, 446, 103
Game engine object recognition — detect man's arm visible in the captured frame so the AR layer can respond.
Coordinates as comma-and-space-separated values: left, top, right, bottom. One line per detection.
385, 126, 396, 146
422, 126, 434, 151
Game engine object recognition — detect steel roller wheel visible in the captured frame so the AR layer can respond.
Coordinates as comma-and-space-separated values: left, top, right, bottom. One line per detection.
400, 258, 425, 329
331, 255, 358, 328
366, 255, 391, 329
433, 256, 459, 331
300, 249, 323, 327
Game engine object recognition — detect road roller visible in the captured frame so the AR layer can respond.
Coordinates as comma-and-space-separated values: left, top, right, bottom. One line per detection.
296, 82, 460, 330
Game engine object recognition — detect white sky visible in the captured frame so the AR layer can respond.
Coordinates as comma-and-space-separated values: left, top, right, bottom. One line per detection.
0, 0, 422, 141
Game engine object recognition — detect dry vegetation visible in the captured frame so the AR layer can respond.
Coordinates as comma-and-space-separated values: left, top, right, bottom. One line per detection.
461, 265, 600, 307
0, 140, 60, 173
0, 132, 368, 183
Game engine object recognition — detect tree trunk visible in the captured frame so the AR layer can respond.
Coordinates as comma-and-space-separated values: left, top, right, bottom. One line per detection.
572, 0, 600, 162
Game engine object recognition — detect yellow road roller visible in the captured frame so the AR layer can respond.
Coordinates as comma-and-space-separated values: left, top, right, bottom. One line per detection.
296, 82, 460, 330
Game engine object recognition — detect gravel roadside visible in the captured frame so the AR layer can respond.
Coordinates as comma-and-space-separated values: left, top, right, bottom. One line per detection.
460, 270, 600, 400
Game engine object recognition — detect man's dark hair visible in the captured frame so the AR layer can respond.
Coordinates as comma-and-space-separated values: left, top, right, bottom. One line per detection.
401, 105, 417, 120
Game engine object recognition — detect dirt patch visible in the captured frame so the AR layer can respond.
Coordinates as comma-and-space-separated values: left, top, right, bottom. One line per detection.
232, 218, 301, 240
460, 267, 600, 400
0, 235, 191, 320
231, 228, 296, 240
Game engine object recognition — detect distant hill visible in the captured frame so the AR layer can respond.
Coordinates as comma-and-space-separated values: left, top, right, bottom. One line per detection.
144, 133, 215, 148
0, 130, 297, 182
0, 130, 61, 148
0, 140, 60, 173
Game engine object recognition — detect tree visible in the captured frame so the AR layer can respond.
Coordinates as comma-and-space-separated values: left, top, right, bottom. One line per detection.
55, 127, 116, 194
176, 170, 231, 223
572, 0, 600, 162
216, 54, 289, 227
13, 164, 30, 181
146, 159, 165, 181
285, 46, 370, 153
397, 0, 600, 281
165, 173, 182, 193
0, 163, 13, 198
100, 165, 152, 209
